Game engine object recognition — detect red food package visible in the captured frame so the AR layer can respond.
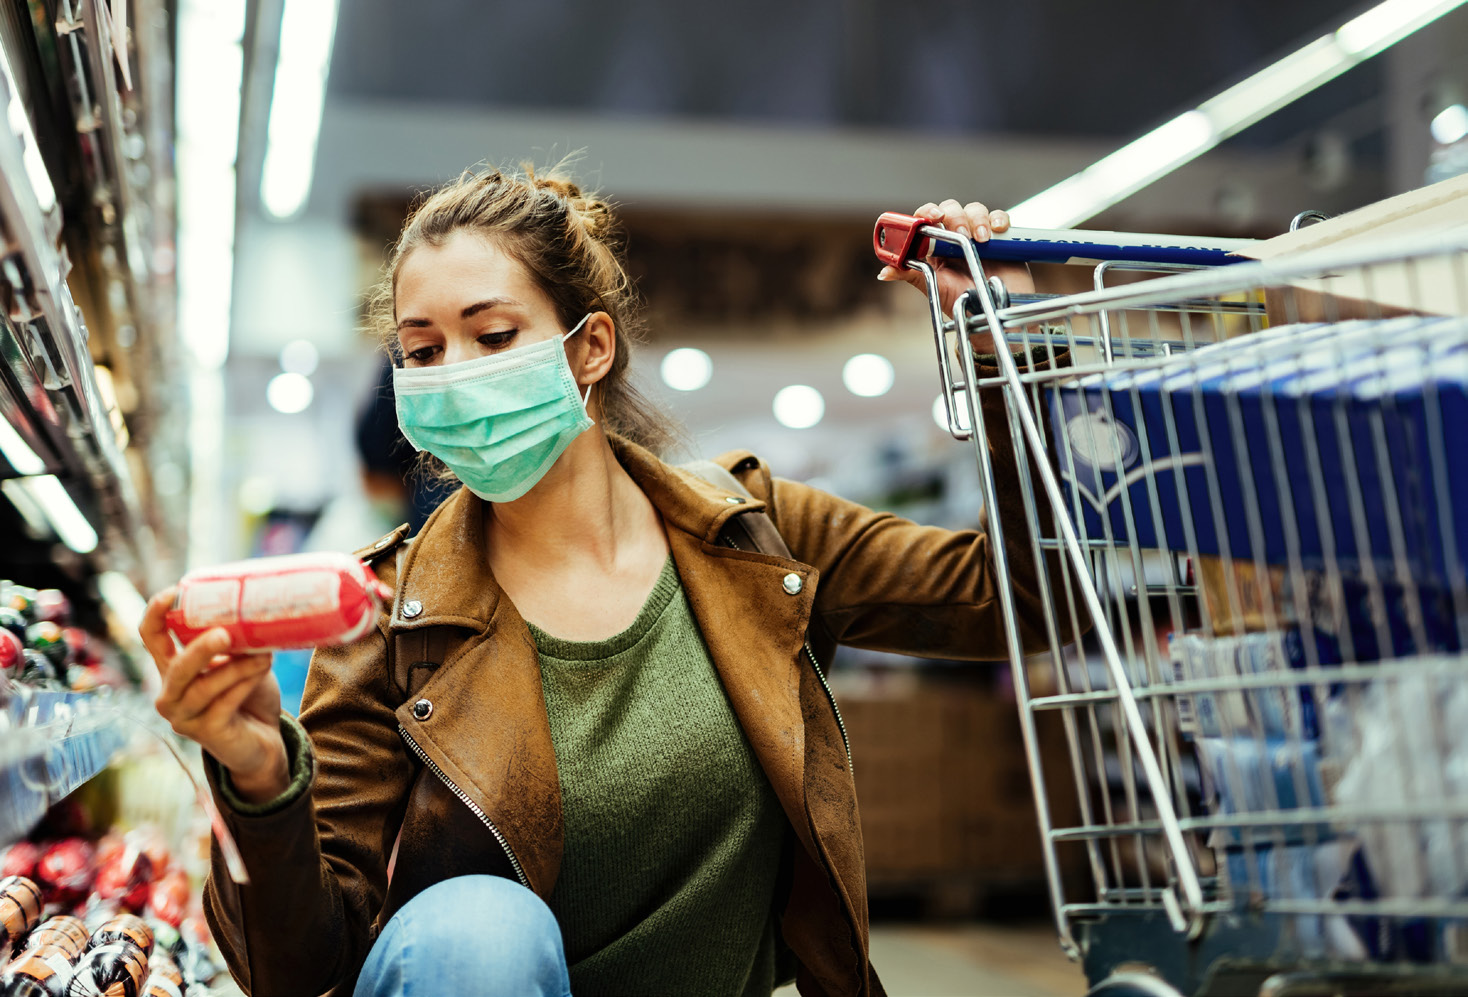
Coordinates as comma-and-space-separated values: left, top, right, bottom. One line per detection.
144, 871, 189, 930
1, 843, 40, 880
0, 875, 42, 957
92, 844, 153, 914
0, 628, 22, 677
165, 552, 393, 653
34, 840, 94, 906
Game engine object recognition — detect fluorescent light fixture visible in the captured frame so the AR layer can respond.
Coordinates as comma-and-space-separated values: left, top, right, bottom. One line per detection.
773, 385, 825, 429
0, 417, 45, 475
175, 0, 245, 370
260, 0, 341, 219
660, 347, 713, 391
1012, 0, 1468, 227
1, 475, 99, 553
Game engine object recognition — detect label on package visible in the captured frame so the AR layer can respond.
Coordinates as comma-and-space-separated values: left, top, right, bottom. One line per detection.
182, 579, 241, 629
240, 570, 340, 623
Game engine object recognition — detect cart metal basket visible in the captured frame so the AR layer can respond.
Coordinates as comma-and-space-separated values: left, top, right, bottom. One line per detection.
873, 212, 1468, 997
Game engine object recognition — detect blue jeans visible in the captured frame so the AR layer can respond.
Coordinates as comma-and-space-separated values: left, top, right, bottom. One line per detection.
354, 875, 572, 997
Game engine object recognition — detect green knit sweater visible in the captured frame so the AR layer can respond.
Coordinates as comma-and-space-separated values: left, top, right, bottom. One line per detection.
530, 556, 788, 997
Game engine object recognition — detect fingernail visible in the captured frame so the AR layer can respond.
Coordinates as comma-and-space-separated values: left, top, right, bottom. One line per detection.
976, 225, 990, 241
992, 211, 1009, 229
877, 267, 893, 281
955, 224, 971, 240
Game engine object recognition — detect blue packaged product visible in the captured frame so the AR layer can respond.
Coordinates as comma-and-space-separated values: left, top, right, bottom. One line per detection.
1195, 735, 1330, 846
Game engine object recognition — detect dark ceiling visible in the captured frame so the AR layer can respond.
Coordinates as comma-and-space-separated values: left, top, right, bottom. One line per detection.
328, 0, 1378, 144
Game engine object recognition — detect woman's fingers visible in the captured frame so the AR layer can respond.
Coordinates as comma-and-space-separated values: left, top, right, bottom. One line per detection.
990, 208, 1011, 234
156, 628, 232, 711
138, 588, 179, 677
168, 653, 273, 724
199, 666, 275, 731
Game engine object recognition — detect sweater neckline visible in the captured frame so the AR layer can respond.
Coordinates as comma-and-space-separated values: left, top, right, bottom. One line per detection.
528, 555, 680, 661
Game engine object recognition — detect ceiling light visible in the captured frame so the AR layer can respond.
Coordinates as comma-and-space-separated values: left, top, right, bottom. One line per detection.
932, 392, 972, 434
267, 372, 314, 414
773, 385, 825, 429
660, 347, 713, 391
261, 0, 341, 219
1431, 103, 1468, 145
1011, 0, 1468, 227
176, 0, 245, 370
279, 339, 320, 376
842, 354, 895, 397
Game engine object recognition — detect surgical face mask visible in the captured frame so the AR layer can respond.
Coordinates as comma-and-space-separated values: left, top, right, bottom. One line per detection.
392, 315, 595, 502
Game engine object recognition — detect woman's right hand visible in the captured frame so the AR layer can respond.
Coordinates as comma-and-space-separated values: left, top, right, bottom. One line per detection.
140, 589, 290, 804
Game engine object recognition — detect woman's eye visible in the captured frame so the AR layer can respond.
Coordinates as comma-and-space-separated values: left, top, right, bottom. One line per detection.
406, 346, 438, 364
479, 330, 517, 348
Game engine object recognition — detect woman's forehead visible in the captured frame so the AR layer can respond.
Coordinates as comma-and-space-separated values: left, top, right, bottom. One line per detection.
396, 230, 542, 312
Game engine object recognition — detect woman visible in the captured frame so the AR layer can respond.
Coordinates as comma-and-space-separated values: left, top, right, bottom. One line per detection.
139, 167, 1061, 997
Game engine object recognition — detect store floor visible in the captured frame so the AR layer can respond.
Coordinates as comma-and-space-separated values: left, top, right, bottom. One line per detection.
775, 922, 1084, 997
211, 922, 1083, 996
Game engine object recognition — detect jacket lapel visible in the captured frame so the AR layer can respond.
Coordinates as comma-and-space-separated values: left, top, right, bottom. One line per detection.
387, 486, 565, 897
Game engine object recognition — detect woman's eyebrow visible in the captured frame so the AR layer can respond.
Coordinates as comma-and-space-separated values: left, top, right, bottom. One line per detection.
396, 296, 523, 331
460, 296, 522, 319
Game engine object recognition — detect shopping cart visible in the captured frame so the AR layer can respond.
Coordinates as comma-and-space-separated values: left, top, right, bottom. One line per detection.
873, 211, 1468, 997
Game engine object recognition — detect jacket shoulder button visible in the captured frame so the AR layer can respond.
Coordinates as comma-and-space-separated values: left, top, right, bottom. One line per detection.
724, 495, 746, 504
411, 698, 433, 721
782, 573, 803, 595
402, 599, 424, 619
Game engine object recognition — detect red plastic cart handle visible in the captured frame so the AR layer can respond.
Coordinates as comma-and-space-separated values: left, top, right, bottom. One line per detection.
872, 212, 930, 269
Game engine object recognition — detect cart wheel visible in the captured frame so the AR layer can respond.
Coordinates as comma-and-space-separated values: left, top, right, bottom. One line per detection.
1087, 971, 1185, 997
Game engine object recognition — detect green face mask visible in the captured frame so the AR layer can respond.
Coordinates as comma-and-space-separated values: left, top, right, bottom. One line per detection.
392, 315, 594, 502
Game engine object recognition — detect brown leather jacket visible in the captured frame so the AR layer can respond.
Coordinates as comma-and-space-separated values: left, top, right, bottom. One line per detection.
203, 363, 1065, 997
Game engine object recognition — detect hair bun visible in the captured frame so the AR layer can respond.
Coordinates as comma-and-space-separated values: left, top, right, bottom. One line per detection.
525, 164, 612, 239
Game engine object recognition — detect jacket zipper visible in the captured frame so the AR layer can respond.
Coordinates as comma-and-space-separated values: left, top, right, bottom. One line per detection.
724, 533, 852, 772
398, 723, 530, 889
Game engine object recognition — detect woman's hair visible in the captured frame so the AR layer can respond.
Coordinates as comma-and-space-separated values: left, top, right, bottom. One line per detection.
368, 158, 681, 461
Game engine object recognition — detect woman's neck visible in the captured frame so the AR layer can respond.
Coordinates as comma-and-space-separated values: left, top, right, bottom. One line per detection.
482, 429, 651, 573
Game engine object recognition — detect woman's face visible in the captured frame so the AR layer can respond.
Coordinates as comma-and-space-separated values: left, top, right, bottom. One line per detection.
394, 230, 564, 368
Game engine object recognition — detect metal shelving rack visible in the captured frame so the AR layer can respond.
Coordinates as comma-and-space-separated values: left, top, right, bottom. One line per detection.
0, 0, 181, 846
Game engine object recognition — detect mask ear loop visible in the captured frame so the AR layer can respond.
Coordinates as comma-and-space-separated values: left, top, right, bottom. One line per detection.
564, 313, 596, 412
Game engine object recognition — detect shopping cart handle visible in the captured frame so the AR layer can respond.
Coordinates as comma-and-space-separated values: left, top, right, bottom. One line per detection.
873, 212, 932, 269
875, 211, 1258, 269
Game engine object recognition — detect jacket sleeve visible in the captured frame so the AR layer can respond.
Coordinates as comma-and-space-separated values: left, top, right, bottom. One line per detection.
203, 601, 415, 996
737, 349, 1079, 661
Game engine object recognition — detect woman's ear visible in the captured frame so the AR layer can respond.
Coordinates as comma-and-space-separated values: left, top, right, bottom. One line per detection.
577, 311, 616, 387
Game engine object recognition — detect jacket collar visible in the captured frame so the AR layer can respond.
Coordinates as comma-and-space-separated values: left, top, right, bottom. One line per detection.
389, 434, 770, 632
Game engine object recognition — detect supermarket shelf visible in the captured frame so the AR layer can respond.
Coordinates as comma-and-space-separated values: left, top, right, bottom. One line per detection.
0, 2, 159, 582
0, 687, 127, 845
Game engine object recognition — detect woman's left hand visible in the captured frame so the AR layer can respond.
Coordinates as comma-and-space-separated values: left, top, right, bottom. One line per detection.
878, 198, 1035, 356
